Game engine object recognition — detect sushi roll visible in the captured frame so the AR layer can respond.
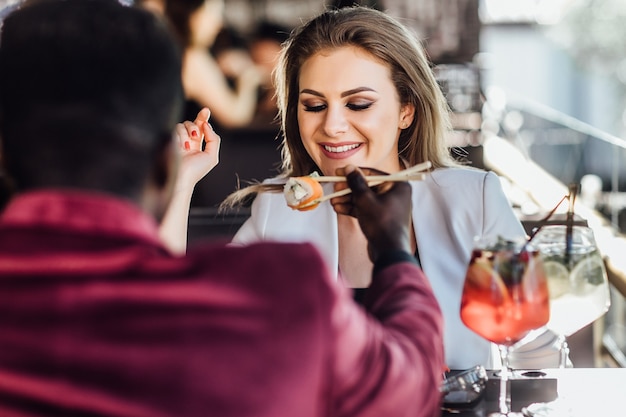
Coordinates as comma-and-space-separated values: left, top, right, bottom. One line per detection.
283, 176, 324, 211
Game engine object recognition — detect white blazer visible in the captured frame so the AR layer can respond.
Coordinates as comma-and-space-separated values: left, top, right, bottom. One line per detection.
233, 167, 560, 369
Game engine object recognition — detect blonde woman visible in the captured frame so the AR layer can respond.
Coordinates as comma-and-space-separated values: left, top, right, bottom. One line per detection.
221, 6, 561, 370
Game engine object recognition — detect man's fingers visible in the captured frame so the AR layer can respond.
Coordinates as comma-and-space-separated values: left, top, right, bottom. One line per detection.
330, 200, 353, 216
344, 165, 373, 201
371, 181, 394, 195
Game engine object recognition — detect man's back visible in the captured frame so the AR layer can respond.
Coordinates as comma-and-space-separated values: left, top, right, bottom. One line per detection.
0, 191, 338, 417
0, 190, 445, 417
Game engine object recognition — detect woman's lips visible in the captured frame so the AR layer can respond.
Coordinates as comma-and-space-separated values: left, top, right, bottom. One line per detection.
320, 143, 362, 159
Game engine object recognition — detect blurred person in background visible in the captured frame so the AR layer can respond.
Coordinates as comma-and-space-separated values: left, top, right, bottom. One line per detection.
246, 20, 291, 129
134, 0, 164, 14
162, 0, 264, 129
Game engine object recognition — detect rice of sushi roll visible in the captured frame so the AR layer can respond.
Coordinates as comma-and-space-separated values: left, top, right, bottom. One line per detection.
283, 176, 324, 211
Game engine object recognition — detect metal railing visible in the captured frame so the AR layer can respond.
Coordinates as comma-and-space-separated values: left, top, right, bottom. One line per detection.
485, 93, 626, 231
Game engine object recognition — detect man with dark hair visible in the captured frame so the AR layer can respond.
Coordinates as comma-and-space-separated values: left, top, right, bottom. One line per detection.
0, 1, 444, 417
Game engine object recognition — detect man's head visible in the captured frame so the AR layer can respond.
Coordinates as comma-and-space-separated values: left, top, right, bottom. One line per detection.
0, 0, 184, 213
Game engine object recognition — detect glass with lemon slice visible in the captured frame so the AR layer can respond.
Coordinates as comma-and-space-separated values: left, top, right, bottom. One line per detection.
532, 225, 611, 367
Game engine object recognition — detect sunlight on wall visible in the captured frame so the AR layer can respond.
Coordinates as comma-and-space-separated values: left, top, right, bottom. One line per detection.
480, 0, 574, 25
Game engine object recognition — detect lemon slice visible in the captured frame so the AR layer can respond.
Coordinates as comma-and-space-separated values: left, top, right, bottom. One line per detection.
465, 258, 509, 303
542, 261, 570, 299
570, 254, 606, 290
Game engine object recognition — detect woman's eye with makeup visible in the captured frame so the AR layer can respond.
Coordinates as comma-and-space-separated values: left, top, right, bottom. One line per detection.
346, 101, 373, 111
302, 102, 326, 112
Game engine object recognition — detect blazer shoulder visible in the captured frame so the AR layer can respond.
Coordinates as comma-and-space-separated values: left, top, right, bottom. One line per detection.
418, 166, 500, 191
429, 166, 495, 182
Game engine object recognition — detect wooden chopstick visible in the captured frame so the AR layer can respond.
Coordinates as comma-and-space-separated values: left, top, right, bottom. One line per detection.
312, 161, 432, 183
314, 173, 425, 182
299, 161, 431, 208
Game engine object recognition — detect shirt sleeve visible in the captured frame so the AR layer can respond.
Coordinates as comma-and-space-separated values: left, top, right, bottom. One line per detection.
326, 260, 445, 417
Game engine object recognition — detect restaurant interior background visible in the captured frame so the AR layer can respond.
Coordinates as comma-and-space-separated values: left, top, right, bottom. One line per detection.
2, 0, 626, 368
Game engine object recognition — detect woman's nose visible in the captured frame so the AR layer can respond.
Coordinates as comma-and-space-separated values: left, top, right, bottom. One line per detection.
323, 106, 349, 137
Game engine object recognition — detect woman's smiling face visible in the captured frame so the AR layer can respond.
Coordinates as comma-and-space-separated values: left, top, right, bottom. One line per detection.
297, 46, 414, 176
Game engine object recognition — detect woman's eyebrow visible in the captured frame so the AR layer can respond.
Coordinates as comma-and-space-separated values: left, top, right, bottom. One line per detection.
341, 87, 375, 97
300, 88, 323, 97
299, 87, 376, 97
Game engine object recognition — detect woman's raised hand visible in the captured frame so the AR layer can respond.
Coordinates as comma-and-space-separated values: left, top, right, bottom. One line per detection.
159, 108, 221, 255
174, 107, 221, 189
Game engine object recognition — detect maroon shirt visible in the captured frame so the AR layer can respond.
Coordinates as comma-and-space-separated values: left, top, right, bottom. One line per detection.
0, 190, 444, 417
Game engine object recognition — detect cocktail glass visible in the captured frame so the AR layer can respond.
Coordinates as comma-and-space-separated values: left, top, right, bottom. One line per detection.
522, 225, 611, 416
533, 225, 610, 366
461, 236, 550, 416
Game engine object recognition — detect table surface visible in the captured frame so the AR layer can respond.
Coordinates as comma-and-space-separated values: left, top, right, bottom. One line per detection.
441, 368, 626, 416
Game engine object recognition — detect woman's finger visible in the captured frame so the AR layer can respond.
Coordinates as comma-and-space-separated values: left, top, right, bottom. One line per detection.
182, 120, 203, 150
194, 108, 211, 134
201, 120, 221, 164
174, 123, 190, 150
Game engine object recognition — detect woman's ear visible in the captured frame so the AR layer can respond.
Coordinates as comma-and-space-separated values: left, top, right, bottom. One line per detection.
399, 104, 416, 129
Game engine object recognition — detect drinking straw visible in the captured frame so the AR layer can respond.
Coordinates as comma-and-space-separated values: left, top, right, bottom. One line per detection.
527, 194, 569, 242
564, 183, 578, 266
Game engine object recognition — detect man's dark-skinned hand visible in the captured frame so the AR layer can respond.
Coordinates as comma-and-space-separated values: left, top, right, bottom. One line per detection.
330, 165, 412, 264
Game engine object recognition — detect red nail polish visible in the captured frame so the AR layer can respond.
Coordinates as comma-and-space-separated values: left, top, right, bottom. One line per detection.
184, 141, 190, 150
191, 130, 198, 137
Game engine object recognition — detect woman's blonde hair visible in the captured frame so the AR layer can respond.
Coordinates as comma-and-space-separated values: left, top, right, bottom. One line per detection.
221, 6, 456, 209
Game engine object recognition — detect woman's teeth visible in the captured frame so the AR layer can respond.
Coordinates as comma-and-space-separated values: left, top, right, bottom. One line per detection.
323, 143, 360, 153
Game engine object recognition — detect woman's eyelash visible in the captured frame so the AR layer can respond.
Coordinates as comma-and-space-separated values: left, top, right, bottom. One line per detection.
303, 104, 326, 112
347, 102, 372, 111
302, 102, 373, 112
